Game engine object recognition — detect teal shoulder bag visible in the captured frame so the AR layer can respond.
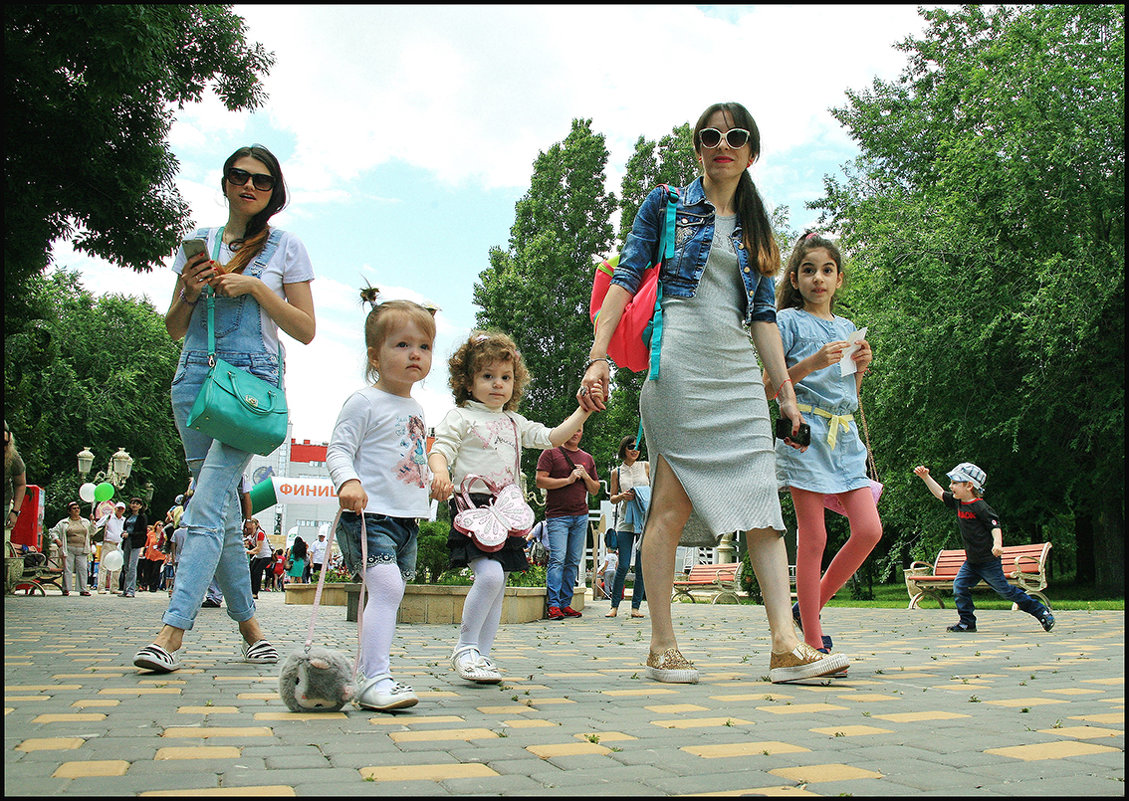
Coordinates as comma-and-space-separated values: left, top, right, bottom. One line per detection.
186, 230, 289, 455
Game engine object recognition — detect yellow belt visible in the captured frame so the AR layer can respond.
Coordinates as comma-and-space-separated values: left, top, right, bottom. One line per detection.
797, 404, 854, 450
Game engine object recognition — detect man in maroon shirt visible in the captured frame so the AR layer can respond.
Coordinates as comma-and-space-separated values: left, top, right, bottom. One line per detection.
536, 427, 600, 620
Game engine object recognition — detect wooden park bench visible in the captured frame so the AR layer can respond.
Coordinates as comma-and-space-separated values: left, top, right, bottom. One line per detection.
903, 543, 1052, 610
672, 562, 742, 604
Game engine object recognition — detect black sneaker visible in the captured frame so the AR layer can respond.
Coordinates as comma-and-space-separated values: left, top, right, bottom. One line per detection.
946, 622, 977, 632
1039, 611, 1055, 632
201, 598, 221, 608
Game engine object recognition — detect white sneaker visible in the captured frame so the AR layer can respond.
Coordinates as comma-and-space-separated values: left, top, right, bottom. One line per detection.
355, 674, 418, 712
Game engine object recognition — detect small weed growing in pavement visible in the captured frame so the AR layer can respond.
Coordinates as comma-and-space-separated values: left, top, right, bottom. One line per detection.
1020, 708, 1030, 713
586, 734, 600, 744
969, 696, 981, 703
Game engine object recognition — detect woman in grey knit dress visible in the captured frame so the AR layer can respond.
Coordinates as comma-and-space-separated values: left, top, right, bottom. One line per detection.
580, 102, 847, 684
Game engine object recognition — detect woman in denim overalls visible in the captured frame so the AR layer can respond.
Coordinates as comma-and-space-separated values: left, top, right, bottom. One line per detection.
134, 145, 316, 673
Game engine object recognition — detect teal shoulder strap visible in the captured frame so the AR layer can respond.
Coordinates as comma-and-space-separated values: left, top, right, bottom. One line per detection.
647, 187, 679, 381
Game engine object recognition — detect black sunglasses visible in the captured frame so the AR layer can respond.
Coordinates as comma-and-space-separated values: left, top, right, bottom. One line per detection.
699, 127, 751, 149
226, 167, 275, 192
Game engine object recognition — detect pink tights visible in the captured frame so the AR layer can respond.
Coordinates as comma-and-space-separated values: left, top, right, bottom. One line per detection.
792, 487, 882, 650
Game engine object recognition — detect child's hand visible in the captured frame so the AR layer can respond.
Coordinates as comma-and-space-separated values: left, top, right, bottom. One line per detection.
991, 545, 1003, 557
913, 466, 930, 479
814, 341, 848, 370
430, 473, 453, 502
852, 339, 873, 372
337, 480, 367, 515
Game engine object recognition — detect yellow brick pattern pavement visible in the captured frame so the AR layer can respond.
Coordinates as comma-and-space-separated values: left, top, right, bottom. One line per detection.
4, 592, 1123, 795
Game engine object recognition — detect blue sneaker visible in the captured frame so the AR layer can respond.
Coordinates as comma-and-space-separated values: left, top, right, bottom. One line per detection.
1039, 610, 1055, 632
793, 602, 832, 649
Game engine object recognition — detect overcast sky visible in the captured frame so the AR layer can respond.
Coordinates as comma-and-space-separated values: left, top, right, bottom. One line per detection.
57, 4, 932, 442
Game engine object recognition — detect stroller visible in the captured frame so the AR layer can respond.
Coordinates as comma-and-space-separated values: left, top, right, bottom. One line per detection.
6, 541, 64, 595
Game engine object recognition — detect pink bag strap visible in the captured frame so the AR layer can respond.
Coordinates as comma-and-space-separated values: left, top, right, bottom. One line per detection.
303, 509, 366, 677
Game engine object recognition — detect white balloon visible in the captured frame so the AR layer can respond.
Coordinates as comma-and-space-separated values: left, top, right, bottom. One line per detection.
79, 483, 97, 504
101, 549, 124, 572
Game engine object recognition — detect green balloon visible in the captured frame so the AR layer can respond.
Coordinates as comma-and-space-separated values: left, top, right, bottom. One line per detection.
94, 482, 115, 502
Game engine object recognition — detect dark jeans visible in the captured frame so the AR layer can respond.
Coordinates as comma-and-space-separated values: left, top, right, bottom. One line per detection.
249, 556, 273, 596
610, 530, 646, 610
954, 557, 1047, 627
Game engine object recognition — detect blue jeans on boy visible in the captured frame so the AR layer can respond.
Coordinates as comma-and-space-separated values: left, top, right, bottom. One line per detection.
953, 557, 1048, 628
546, 514, 587, 610
610, 530, 646, 611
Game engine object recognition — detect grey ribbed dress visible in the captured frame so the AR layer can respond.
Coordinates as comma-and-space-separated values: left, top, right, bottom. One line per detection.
639, 214, 786, 538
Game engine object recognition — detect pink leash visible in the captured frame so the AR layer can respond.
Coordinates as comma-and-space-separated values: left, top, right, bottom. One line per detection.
302, 509, 366, 677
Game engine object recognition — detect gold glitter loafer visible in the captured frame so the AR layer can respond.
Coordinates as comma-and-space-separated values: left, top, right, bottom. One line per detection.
645, 648, 700, 684
769, 642, 849, 683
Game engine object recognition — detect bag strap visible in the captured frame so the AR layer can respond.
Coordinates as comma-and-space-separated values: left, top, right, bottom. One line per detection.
304, 510, 367, 677
647, 186, 679, 381
856, 395, 879, 483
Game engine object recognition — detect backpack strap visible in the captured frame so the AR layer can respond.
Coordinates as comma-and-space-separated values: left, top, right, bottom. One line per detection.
647, 186, 679, 381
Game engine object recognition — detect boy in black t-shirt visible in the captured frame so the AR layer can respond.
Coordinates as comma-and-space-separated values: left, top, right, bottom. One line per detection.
914, 462, 1054, 634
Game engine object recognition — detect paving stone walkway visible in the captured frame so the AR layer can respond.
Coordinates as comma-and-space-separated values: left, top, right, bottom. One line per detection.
4, 589, 1124, 796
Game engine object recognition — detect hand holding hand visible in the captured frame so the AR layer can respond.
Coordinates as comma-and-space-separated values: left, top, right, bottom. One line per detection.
430, 473, 453, 502
578, 360, 610, 412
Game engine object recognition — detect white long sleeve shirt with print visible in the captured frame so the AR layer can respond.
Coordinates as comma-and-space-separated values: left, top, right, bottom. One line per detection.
430, 401, 554, 492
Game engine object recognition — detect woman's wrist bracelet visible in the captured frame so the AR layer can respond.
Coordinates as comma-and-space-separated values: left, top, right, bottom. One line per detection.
179, 289, 199, 306
583, 356, 609, 372
770, 377, 793, 401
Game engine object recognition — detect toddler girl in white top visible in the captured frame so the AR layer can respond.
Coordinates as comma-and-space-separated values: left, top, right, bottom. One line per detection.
429, 331, 591, 683
326, 297, 436, 712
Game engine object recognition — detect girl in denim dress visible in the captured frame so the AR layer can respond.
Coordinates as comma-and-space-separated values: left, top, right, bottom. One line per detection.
579, 103, 847, 684
772, 232, 881, 656
134, 145, 315, 674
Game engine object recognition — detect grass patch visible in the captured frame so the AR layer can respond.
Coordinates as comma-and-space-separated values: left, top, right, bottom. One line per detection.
821, 582, 1123, 611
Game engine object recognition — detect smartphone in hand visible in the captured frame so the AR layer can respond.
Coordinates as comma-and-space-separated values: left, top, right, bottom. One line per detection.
181, 239, 208, 260
775, 417, 811, 447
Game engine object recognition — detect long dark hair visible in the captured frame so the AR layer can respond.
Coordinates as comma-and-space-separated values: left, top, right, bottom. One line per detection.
693, 102, 780, 277
220, 144, 288, 273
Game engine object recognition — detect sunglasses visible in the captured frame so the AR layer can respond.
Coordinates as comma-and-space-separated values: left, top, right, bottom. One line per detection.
225, 167, 275, 192
626, 442, 637, 450
699, 127, 751, 149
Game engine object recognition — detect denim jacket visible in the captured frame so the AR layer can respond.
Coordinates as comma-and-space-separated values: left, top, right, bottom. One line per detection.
611, 177, 777, 326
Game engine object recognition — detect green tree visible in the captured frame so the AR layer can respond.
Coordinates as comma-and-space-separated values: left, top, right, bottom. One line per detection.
474, 118, 617, 480
813, 5, 1124, 589
5, 270, 188, 525
4, 4, 273, 305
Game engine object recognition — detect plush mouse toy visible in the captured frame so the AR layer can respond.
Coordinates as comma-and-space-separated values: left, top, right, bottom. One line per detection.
278, 646, 355, 712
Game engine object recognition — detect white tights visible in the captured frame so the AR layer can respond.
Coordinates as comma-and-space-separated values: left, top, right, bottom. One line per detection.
457, 558, 506, 658
360, 562, 405, 683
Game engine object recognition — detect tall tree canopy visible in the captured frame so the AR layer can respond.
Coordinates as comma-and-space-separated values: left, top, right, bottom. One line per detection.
5, 271, 188, 524
473, 119, 616, 473
4, 4, 273, 305
814, 5, 1124, 589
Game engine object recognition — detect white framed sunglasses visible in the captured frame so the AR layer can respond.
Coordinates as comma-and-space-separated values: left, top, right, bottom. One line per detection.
699, 127, 751, 149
